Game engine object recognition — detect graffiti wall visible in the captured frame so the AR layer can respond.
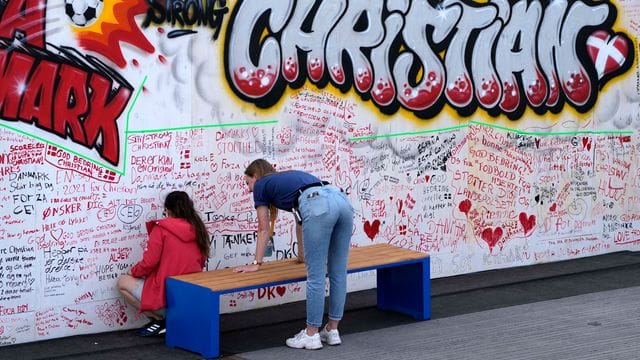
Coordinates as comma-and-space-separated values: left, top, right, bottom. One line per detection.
0, 0, 639, 345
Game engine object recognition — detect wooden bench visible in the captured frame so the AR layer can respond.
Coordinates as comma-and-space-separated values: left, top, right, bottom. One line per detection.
165, 243, 430, 358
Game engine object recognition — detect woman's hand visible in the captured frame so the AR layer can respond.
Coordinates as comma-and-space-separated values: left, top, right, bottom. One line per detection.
234, 264, 260, 273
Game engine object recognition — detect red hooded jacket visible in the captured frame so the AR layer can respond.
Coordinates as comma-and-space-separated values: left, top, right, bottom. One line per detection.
131, 217, 206, 311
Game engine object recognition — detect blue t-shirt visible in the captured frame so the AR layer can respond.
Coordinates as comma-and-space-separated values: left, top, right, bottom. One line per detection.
252, 170, 322, 211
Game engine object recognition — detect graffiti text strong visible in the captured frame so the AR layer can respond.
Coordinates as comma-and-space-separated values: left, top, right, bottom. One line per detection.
225, 0, 633, 119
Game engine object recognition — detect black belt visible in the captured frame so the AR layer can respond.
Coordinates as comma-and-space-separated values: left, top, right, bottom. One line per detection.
293, 181, 330, 209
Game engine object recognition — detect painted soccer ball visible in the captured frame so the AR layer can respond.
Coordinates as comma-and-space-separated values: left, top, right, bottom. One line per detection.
65, 0, 104, 27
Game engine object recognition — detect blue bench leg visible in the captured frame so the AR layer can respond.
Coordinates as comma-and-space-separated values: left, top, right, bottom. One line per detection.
376, 258, 431, 320
166, 278, 220, 358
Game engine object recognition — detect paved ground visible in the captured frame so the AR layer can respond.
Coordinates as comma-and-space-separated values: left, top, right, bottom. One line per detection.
238, 286, 640, 360
3, 250, 640, 360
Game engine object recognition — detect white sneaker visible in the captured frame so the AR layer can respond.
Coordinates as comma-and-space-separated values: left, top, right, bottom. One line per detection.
319, 325, 341, 345
285, 329, 323, 350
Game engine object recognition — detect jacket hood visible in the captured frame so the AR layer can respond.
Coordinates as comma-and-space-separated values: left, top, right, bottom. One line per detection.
145, 217, 195, 242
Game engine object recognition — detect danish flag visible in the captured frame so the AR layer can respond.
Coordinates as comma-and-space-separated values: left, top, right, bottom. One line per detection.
587, 30, 630, 79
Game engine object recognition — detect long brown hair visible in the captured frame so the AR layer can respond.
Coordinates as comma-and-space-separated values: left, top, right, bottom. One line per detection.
244, 159, 276, 179
164, 191, 210, 257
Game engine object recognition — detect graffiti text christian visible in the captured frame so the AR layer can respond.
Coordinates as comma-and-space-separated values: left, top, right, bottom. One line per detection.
225, 0, 633, 118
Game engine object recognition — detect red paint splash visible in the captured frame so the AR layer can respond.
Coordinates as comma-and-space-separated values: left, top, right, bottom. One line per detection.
74, 0, 155, 68
546, 74, 560, 106
525, 69, 547, 107
563, 70, 590, 105
330, 64, 345, 83
233, 66, 278, 98
446, 74, 472, 106
399, 71, 442, 110
371, 78, 396, 106
283, 57, 298, 81
308, 57, 323, 81
500, 80, 520, 112
477, 76, 500, 107
355, 67, 372, 92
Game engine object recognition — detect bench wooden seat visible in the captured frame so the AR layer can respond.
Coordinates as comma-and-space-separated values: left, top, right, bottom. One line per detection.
165, 243, 430, 358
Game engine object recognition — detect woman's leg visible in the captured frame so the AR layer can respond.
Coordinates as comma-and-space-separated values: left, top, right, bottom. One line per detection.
302, 221, 331, 334
117, 274, 141, 309
326, 190, 353, 330
117, 274, 162, 320
299, 190, 337, 334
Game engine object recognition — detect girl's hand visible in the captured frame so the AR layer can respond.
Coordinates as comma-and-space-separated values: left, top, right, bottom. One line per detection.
234, 264, 260, 273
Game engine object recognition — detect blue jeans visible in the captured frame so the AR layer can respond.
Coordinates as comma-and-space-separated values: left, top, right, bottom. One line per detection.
298, 185, 354, 327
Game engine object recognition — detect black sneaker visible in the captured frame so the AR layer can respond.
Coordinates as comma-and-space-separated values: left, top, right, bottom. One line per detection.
137, 319, 165, 337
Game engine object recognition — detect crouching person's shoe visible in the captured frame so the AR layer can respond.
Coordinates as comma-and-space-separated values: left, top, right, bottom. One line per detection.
137, 319, 166, 337
285, 329, 323, 350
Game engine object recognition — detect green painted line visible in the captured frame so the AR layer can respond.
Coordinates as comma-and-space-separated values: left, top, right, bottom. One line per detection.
349, 124, 469, 141
121, 75, 148, 176
349, 120, 633, 141
0, 123, 119, 174
469, 120, 634, 136
126, 120, 279, 134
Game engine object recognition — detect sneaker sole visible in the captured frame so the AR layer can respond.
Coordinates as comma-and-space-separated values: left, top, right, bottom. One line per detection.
138, 322, 165, 337
285, 341, 323, 350
320, 334, 341, 345
320, 338, 341, 346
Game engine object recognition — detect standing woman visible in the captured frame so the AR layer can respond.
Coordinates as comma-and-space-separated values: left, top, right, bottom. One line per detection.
235, 159, 354, 350
117, 191, 209, 336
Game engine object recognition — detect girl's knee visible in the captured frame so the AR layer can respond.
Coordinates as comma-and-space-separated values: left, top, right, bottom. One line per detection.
116, 274, 132, 290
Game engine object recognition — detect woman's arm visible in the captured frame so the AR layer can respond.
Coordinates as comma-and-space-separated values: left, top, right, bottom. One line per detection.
130, 227, 164, 277
254, 205, 270, 263
234, 205, 270, 272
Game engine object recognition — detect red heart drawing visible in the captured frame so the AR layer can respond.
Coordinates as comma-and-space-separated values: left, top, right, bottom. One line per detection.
519, 212, 536, 234
425, 175, 430, 183
481, 227, 503, 252
587, 30, 630, 79
582, 137, 592, 151
458, 199, 471, 215
276, 286, 286, 297
364, 219, 381, 240
549, 203, 557, 212
50, 229, 63, 242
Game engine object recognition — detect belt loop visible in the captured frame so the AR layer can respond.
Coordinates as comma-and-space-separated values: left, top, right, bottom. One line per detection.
294, 181, 329, 209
